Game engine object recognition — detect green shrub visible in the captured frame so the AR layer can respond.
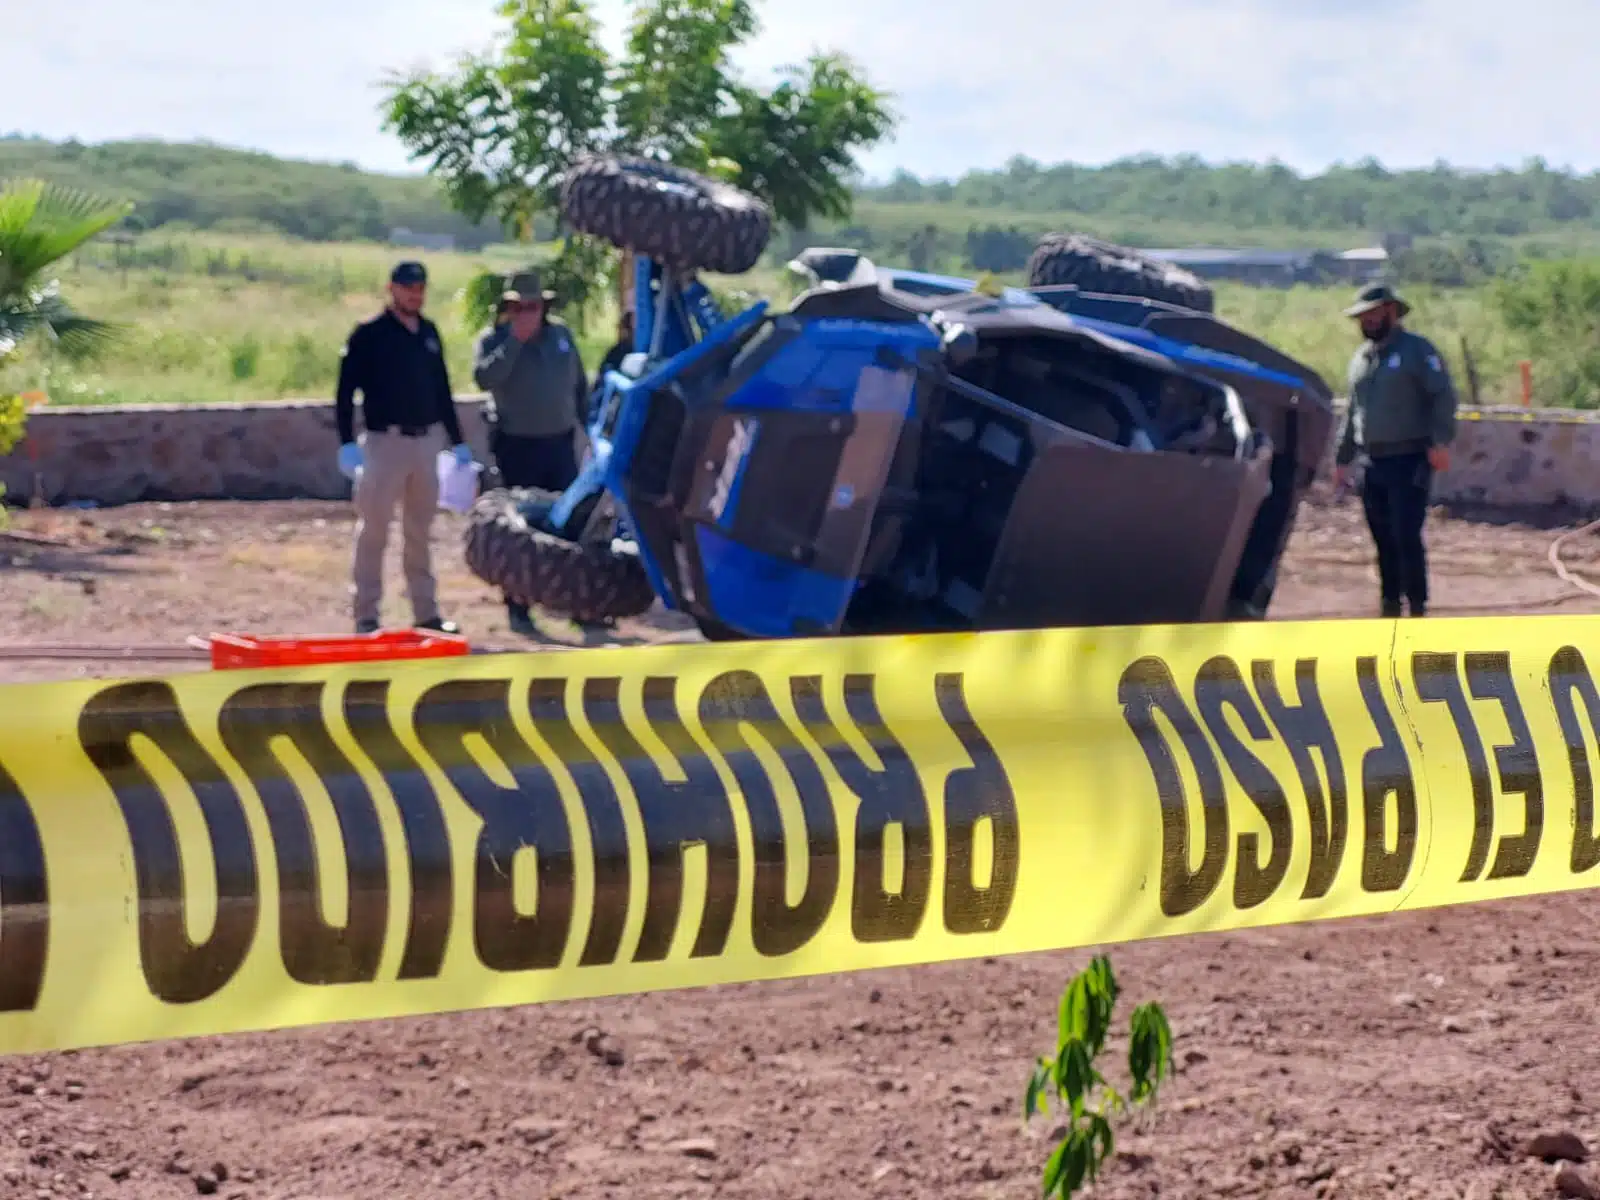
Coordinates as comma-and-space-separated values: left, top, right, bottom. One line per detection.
228, 334, 261, 381
0, 391, 26, 525
278, 333, 333, 394
0, 392, 24, 457
1024, 956, 1174, 1197
1491, 258, 1600, 408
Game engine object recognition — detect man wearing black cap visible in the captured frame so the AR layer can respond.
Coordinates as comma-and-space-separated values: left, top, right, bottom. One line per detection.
335, 260, 475, 634
1332, 283, 1458, 618
472, 268, 590, 636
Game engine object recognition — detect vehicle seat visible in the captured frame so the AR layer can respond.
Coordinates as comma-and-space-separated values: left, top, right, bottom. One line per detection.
857, 421, 925, 579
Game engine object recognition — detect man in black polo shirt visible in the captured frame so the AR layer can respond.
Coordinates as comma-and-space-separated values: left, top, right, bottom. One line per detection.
335, 261, 474, 634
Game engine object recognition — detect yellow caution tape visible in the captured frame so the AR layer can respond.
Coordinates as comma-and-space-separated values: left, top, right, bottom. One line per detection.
1457, 408, 1598, 424
1, 616, 1598, 1056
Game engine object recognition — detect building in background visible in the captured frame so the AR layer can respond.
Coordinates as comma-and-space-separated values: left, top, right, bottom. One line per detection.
1143, 245, 1390, 287
389, 227, 457, 252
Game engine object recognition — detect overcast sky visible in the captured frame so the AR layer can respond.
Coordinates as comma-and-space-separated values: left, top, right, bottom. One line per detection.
5, 0, 1596, 181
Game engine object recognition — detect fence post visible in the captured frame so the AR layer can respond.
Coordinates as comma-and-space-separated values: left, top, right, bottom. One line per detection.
1520, 360, 1533, 408
21, 391, 48, 509
1460, 335, 1481, 406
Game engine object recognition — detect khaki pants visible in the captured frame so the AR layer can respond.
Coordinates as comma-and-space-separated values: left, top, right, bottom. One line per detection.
351, 429, 440, 626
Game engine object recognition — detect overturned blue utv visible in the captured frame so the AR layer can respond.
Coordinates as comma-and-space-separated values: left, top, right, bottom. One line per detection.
463, 155, 1337, 640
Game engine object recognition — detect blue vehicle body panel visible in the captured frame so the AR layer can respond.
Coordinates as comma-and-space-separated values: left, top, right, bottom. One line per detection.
724, 319, 937, 415
692, 526, 856, 638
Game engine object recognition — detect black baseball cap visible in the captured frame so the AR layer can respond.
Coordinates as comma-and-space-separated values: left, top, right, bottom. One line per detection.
391, 261, 428, 286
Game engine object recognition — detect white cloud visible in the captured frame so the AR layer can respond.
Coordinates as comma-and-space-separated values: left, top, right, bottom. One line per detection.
731, 0, 1600, 178
2, 0, 505, 167
3, 0, 1596, 180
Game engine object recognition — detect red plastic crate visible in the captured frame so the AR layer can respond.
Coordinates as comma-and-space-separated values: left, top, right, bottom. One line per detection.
208, 629, 470, 670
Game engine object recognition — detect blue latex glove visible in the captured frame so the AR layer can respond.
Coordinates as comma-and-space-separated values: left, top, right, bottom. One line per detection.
338, 442, 363, 479
451, 443, 474, 467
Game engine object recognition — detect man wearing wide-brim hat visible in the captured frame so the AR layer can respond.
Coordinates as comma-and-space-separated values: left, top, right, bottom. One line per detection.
1332, 281, 1459, 618
472, 267, 591, 637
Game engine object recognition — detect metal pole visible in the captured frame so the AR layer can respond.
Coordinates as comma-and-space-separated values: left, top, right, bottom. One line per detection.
649, 267, 676, 360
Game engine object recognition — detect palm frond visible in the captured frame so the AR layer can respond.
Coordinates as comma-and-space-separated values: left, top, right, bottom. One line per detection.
0, 288, 125, 363
44, 313, 124, 360
0, 178, 133, 297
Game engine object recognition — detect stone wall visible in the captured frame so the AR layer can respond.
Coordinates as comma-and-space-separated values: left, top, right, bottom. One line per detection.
0, 397, 493, 507
3, 396, 1600, 512
1402, 406, 1600, 511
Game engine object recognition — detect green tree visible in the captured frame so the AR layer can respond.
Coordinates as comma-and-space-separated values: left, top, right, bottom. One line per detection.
709, 50, 897, 227
381, 0, 611, 237
379, 0, 895, 323
0, 177, 129, 521
611, 0, 760, 168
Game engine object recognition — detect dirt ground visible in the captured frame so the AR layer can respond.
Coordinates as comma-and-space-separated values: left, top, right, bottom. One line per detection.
3, 492, 1600, 1200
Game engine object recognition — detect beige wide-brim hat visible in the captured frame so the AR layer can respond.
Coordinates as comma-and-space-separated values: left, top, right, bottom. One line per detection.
1344, 282, 1411, 318
502, 269, 557, 303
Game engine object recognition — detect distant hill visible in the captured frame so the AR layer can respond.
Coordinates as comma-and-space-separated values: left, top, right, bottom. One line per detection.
7, 135, 1600, 276
859, 153, 1600, 241
0, 135, 503, 247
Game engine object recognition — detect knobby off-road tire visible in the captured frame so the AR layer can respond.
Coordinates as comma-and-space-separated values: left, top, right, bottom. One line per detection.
559, 155, 772, 276
464, 487, 657, 625
1026, 232, 1216, 313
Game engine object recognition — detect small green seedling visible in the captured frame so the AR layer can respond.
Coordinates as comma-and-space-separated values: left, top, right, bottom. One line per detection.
1023, 955, 1174, 1197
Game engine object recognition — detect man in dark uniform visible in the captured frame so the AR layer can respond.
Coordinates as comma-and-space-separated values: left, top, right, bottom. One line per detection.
472, 268, 589, 636
599, 308, 636, 379
1332, 283, 1458, 618
589, 309, 636, 426
335, 260, 474, 635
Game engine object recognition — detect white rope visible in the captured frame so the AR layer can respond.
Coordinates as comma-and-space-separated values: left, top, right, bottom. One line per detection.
1548, 517, 1600, 600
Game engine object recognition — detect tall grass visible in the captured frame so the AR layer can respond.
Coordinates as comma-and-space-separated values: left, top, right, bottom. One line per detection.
1216, 282, 1528, 405
1, 233, 589, 406
0, 230, 1553, 409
